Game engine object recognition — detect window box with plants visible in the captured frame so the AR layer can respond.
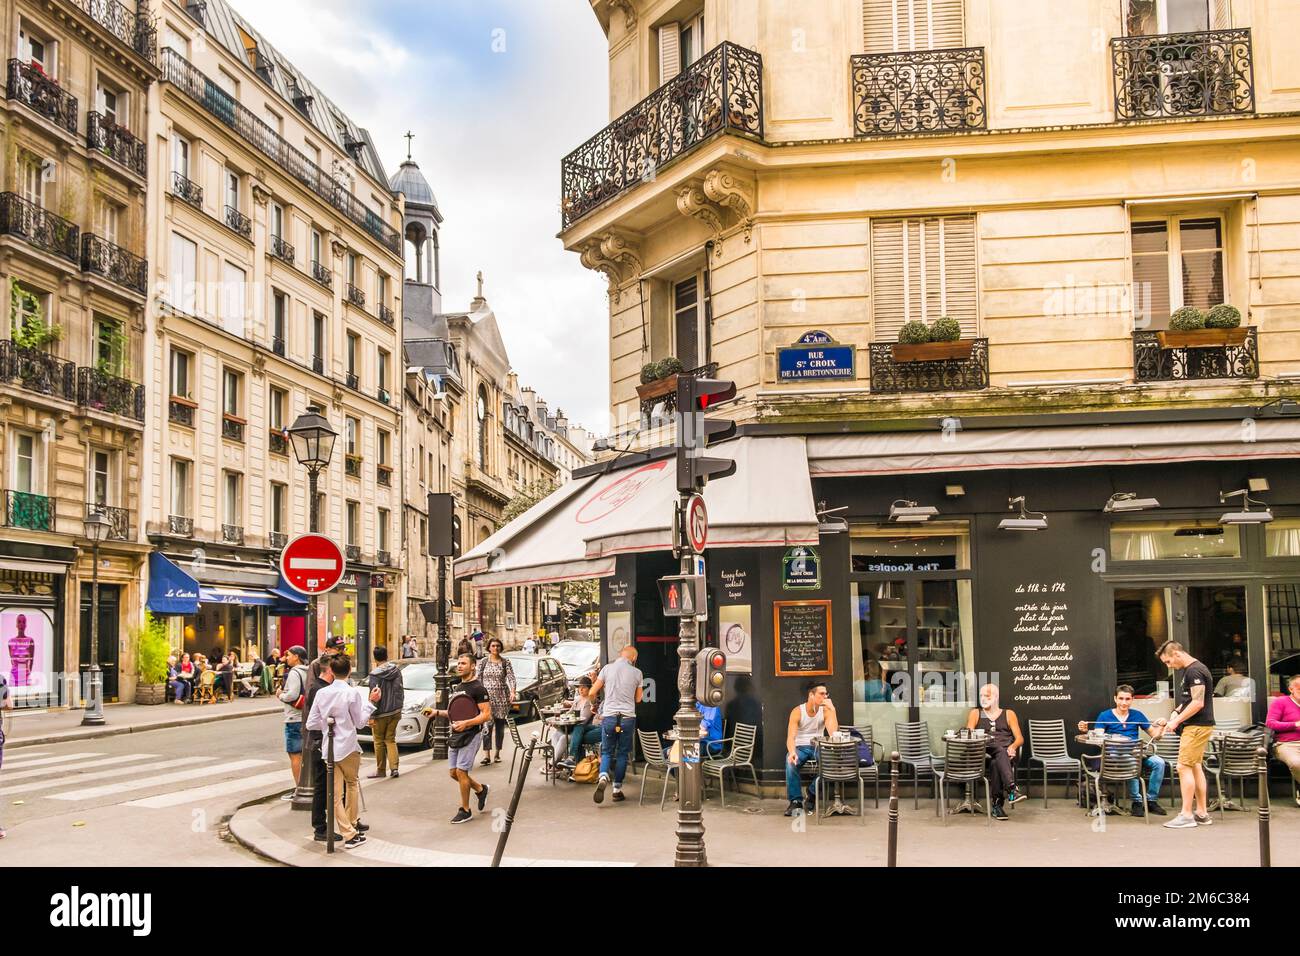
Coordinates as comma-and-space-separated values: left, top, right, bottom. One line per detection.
869, 317, 989, 394
635, 357, 687, 402
345, 453, 363, 478
890, 317, 974, 362
1156, 305, 1249, 348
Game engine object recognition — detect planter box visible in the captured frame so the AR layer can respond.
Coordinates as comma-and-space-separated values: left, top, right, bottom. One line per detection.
891, 339, 976, 363
1157, 328, 1250, 349
135, 682, 166, 705
635, 373, 680, 402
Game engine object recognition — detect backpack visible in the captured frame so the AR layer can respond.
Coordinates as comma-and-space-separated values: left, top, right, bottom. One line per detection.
571, 752, 600, 783
846, 727, 875, 767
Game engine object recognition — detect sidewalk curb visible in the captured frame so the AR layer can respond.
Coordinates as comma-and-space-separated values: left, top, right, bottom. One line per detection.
7, 704, 282, 749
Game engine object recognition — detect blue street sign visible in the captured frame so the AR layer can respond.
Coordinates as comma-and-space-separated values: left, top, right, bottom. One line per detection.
777, 331, 856, 382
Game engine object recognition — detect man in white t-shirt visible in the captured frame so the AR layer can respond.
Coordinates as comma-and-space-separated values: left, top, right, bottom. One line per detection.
523, 636, 537, 655
590, 646, 643, 804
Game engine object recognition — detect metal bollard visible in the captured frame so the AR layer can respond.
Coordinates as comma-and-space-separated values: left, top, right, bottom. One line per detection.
492, 733, 539, 868
1256, 746, 1270, 869
326, 717, 336, 855
887, 750, 900, 868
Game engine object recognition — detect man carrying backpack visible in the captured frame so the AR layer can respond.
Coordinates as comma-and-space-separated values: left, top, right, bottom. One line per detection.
366, 645, 404, 779
277, 645, 310, 800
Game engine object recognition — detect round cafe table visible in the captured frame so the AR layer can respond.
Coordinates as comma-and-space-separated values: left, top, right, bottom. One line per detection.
543, 712, 579, 779
942, 732, 990, 814
813, 737, 860, 816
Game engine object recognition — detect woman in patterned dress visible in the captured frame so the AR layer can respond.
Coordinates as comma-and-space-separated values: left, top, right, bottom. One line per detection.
478, 637, 516, 765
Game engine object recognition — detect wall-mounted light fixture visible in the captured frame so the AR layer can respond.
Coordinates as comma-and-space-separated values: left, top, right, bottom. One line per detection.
889, 499, 938, 524
1219, 488, 1273, 525
1104, 492, 1161, 514
999, 496, 1048, 531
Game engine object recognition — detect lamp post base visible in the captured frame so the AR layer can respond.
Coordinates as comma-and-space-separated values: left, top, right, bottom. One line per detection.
80, 668, 106, 726
290, 785, 314, 810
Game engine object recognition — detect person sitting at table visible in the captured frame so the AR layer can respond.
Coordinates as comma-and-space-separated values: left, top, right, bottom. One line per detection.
856, 660, 892, 702
1214, 658, 1256, 701
1077, 684, 1167, 817
784, 681, 838, 817
166, 656, 190, 704
965, 684, 1025, 821
559, 677, 603, 768
236, 657, 263, 697
215, 655, 235, 700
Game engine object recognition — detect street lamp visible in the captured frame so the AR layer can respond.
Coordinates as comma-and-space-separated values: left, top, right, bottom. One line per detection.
80, 510, 111, 727
287, 404, 336, 811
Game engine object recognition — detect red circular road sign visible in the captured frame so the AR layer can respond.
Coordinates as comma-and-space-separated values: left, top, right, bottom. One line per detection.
279, 533, 346, 596
686, 494, 708, 552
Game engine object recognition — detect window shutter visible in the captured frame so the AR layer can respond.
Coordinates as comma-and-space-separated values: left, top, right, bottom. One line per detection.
658, 23, 681, 85
872, 215, 977, 340
930, 0, 966, 48
864, 0, 965, 53
863, 0, 900, 53
871, 219, 908, 340
1210, 0, 1232, 29
936, 215, 978, 335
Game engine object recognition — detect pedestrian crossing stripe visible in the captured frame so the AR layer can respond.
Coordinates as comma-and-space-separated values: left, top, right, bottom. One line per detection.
1, 753, 159, 783
0, 757, 204, 796
45, 758, 273, 802
3, 752, 104, 770
1, 750, 51, 760
125, 770, 290, 808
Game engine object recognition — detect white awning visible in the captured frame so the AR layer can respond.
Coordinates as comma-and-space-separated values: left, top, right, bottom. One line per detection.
456, 436, 820, 587
807, 419, 1300, 476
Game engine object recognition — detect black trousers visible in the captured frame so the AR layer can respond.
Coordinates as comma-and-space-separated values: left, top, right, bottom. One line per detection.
309, 743, 327, 834
987, 745, 1015, 802
482, 717, 507, 751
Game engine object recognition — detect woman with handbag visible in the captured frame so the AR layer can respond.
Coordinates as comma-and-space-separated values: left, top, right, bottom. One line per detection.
477, 638, 516, 765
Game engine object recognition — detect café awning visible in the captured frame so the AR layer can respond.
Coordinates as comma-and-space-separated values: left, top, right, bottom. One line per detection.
806, 418, 1300, 476
199, 586, 278, 607
455, 436, 820, 588
145, 551, 200, 615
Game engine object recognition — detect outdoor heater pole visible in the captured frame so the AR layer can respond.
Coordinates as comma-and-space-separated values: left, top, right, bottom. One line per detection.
291, 466, 321, 810
673, 493, 707, 867
432, 554, 450, 759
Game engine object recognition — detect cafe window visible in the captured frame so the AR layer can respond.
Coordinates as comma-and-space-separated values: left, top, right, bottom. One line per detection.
1265, 584, 1300, 696
1265, 518, 1300, 558
1109, 519, 1240, 561
850, 521, 971, 572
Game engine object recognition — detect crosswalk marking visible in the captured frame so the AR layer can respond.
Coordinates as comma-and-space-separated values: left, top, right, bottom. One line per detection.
45, 759, 273, 801
1, 750, 50, 760
125, 770, 290, 808
3, 752, 103, 770
1, 753, 159, 783
1, 758, 205, 796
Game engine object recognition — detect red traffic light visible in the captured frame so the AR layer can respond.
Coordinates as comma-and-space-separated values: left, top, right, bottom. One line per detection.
693, 377, 736, 410
711, 652, 724, 668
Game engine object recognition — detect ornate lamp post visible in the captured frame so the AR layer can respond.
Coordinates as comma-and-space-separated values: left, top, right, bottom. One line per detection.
80, 510, 111, 727
286, 403, 336, 810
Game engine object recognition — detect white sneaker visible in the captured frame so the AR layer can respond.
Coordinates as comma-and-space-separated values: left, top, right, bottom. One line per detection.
593, 774, 609, 804
1163, 813, 1197, 829
280, 792, 295, 802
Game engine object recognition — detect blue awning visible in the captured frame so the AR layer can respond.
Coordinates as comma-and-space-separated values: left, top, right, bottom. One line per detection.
269, 576, 307, 614
199, 586, 278, 607
146, 552, 200, 615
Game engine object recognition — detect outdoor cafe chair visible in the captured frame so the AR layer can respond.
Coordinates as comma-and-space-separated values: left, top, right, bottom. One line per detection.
1082, 737, 1148, 823
839, 724, 882, 808
1027, 718, 1082, 807
702, 722, 759, 808
812, 738, 864, 825
895, 721, 944, 809
636, 729, 677, 810
506, 717, 555, 786
1206, 729, 1266, 818
1151, 733, 1187, 808
193, 670, 217, 705
935, 735, 991, 825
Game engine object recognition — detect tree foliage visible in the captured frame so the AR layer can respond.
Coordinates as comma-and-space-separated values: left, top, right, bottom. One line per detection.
502, 478, 558, 524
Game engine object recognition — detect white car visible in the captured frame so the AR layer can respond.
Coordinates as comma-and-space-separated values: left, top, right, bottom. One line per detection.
356, 660, 441, 749
550, 640, 601, 689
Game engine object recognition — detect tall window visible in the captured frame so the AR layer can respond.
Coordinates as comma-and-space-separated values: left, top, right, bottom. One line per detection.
1130, 216, 1225, 330
312, 312, 326, 367
673, 276, 702, 371
270, 202, 284, 240
172, 134, 190, 178
95, 196, 120, 245
346, 417, 359, 456
97, 82, 124, 125
13, 432, 38, 494
222, 369, 242, 417
169, 233, 197, 313
871, 215, 978, 341
223, 471, 242, 526
476, 386, 489, 469
170, 458, 191, 517
169, 348, 191, 399
18, 24, 53, 75
270, 482, 286, 534
377, 273, 388, 309
221, 262, 246, 336
311, 229, 322, 267
269, 386, 287, 430
272, 290, 288, 348
378, 508, 389, 551
19, 153, 43, 208
378, 429, 390, 466
1127, 0, 1231, 36
346, 500, 360, 545
346, 333, 359, 377
377, 349, 389, 392
90, 450, 112, 506
657, 11, 705, 85
94, 316, 125, 375
346, 252, 357, 285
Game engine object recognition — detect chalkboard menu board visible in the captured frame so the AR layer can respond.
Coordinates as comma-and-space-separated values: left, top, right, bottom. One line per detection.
773, 600, 832, 677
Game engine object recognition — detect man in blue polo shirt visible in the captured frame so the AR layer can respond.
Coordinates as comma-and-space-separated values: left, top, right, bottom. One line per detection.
1078, 684, 1167, 816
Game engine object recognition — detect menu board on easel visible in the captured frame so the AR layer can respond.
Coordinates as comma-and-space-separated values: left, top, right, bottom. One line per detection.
773, 600, 832, 677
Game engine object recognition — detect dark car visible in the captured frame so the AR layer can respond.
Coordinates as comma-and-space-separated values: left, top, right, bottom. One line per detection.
504, 652, 567, 722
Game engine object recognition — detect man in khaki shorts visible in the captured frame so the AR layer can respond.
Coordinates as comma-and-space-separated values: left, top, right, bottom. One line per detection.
1155, 641, 1216, 829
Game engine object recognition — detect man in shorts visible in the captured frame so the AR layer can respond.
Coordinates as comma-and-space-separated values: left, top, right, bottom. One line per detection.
277, 645, 310, 797
424, 653, 492, 824
1156, 640, 1216, 829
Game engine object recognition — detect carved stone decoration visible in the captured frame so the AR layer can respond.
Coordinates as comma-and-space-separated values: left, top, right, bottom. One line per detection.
579, 238, 624, 303
251, 352, 267, 378
332, 386, 345, 407
330, 238, 347, 260
676, 183, 726, 255
251, 182, 271, 207
608, 0, 636, 30
598, 232, 643, 280
703, 169, 756, 244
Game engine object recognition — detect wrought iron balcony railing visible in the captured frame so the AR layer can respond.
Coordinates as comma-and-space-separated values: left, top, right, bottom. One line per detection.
184, 1, 206, 27
377, 549, 391, 567
345, 372, 359, 390
377, 387, 391, 405
346, 283, 366, 308
81, 234, 147, 294
159, 49, 402, 254
222, 415, 245, 442
172, 171, 203, 208
377, 465, 392, 487
224, 205, 252, 239
378, 304, 395, 327
222, 523, 244, 545
169, 396, 196, 426
3, 489, 52, 531
0, 192, 80, 264
269, 430, 289, 455
561, 42, 763, 229
64, 0, 158, 63
1132, 328, 1258, 381
1111, 29, 1254, 121
852, 47, 987, 137
346, 544, 361, 562
311, 355, 324, 374
311, 261, 333, 289
345, 454, 362, 478
88, 112, 147, 176
168, 514, 194, 536
87, 502, 130, 541
272, 336, 286, 357
77, 366, 145, 421
269, 531, 287, 549
6, 59, 77, 134
867, 338, 990, 394
0, 340, 77, 402
270, 234, 294, 264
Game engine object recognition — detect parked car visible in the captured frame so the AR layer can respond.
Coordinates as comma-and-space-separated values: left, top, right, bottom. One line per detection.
356, 660, 441, 749
505, 652, 568, 722
550, 640, 601, 689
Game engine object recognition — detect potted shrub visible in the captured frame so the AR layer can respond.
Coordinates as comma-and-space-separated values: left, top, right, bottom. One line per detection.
1158, 305, 1248, 348
133, 613, 171, 705
892, 316, 975, 363
634, 356, 687, 403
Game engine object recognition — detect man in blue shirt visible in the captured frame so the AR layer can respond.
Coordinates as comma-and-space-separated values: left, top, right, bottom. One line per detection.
1077, 684, 1167, 816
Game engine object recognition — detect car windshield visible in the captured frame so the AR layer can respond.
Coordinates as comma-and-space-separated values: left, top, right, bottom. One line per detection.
400, 664, 439, 691
506, 656, 538, 681
551, 643, 597, 666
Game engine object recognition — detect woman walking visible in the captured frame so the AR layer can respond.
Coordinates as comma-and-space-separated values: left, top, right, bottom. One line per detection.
477, 638, 516, 765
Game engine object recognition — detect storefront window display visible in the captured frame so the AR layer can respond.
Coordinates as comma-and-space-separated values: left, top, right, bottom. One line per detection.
1266, 583, 1300, 695
1, 607, 55, 704
1266, 518, 1300, 558
1109, 520, 1241, 561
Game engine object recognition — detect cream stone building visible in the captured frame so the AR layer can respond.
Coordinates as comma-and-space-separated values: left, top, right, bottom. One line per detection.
1, 0, 156, 706
140, 0, 405, 669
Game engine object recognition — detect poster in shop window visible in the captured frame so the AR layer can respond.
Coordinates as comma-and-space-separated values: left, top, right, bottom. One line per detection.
718, 605, 752, 674
606, 611, 631, 660
0, 608, 54, 701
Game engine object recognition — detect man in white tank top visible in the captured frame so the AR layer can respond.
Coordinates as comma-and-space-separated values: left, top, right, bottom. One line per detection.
785, 681, 838, 816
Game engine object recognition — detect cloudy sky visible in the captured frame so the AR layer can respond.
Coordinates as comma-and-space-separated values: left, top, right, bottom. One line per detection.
227, 0, 613, 432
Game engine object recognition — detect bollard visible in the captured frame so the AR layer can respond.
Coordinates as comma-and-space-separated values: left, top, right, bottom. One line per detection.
492, 733, 539, 868
1256, 746, 1270, 869
326, 717, 336, 856
887, 750, 900, 868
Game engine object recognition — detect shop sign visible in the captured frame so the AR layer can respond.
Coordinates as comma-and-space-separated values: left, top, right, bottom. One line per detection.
851, 555, 958, 574
782, 546, 821, 590
777, 331, 856, 382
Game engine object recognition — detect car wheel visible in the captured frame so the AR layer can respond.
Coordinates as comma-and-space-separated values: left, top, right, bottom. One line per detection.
422, 718, 437, 749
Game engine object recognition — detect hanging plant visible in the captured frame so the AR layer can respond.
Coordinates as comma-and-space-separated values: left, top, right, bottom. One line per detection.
9, 279, 61, 350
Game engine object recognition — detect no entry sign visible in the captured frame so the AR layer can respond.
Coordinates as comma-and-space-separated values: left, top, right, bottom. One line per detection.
279, 534, 345, 596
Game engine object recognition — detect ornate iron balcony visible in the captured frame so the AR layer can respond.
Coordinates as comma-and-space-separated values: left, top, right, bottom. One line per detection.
168, 514, 194, 536
377, 387, 391, 405
868, 338, 990, 394
270, 531, 287, 549
3, 489, 52, 531
169, 397, 195, 426
64, 0, 157, 64
270, 234, 294, 264
346, 544, 361, 562
222, 523, 244, 545
224, 205, 252, 239
287, 78, 313, 114
269, 430, 289, 455
852, 47, 987, 137
159, 49, 402, 254
345, 454, 362, 478
172, 171, 202, 208
378, 304, 395, 327
346, 283, 366, 308
81, 234, 147, 294
0, 340, 77, 402
1132, 328, 1258, 381
222, 415, 245, 442
78, 367, 145, 421
561, 41, 763, 229
377, 549, 391, 567
639, 362, 717, 421
345, 372, 359, 390
87, 502, 129, 541
272, 336, 286, 357
6, 59, 77, 134
88, 112, 147, 176
311, 261, 333, 289
377, 466, 392, 487
0, 192, 79, 264
1112, 29, 1254, 121
312, 355, 324, 374
184, 1, 206, 27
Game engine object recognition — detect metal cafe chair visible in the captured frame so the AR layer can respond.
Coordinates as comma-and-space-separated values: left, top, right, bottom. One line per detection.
812, 738, 865, 825
635, 729, 677, 810
1151, 733, 1186, 808
702, 722, 760, 808
1027, 718, 1082, 807
840, 724, 882, 808
935, 735, 991, 825
1082, 738, 1148, 823
895, 720, 944, 809
1207, 730, 1267, 818
506, 717, 555, 786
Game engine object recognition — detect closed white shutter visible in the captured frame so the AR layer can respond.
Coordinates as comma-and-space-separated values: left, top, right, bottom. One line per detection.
930, 0, 965, 48
937, 215, 978, 334
872, 215, 978, 340
1210, 0, 1232, 29
170, 233, 197, 314
871, 219, 908, 340
864, 0, 965, 52
658, 23, 681, 85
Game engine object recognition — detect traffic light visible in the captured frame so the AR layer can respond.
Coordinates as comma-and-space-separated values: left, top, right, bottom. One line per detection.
695, 647, 726, 707
657, 575, 706, 618
676, 375, 737, 493
428, 493, 455, 556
